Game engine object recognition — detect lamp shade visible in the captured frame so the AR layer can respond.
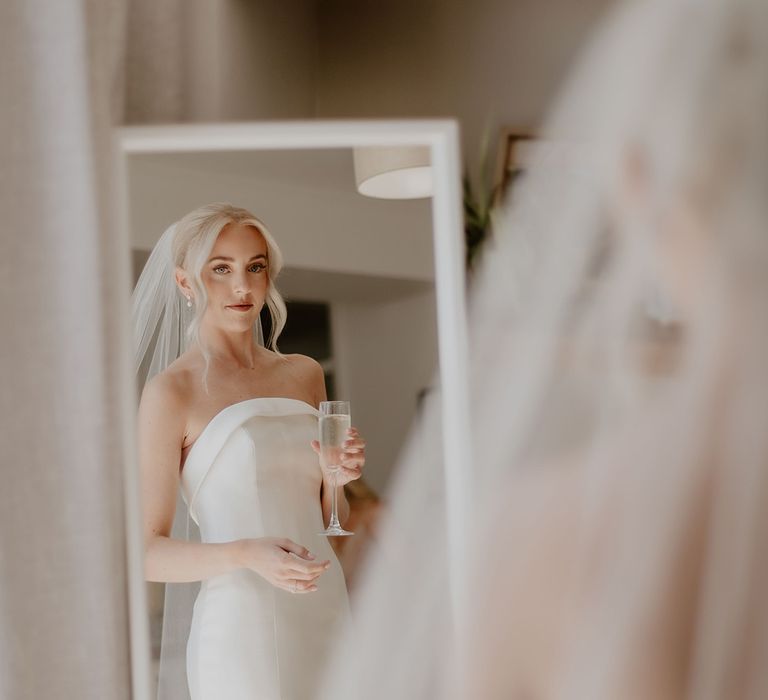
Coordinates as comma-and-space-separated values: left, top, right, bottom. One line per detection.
353, 145, 433, 199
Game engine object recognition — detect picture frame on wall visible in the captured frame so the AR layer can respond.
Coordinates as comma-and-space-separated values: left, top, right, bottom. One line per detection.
492, 127, 536, 206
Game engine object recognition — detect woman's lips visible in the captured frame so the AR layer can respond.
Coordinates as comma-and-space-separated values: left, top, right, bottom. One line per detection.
227, 304, 253, 312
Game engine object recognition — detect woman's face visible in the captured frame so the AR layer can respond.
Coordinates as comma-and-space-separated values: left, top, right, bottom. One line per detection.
198, 222, 270, 331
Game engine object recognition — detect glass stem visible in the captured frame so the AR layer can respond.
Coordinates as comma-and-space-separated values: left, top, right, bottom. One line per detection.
329, 469, 340, 528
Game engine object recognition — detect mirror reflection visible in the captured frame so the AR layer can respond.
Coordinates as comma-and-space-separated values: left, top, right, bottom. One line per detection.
128, 147, 438, 698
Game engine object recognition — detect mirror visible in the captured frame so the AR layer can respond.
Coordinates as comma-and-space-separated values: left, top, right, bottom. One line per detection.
119, 120, 471, 699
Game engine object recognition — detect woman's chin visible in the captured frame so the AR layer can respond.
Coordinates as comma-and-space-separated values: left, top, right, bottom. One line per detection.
207, 313, 255, 332
228, 317, 255, 330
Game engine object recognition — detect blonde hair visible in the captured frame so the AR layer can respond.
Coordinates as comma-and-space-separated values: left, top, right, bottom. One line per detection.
171, 202, 287, 390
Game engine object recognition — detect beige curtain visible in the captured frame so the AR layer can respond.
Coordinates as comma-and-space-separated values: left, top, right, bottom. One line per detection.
124, 0, 186, 123
0, 1, 136, 698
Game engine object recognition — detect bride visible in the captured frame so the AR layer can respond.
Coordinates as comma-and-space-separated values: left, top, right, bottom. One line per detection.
318, 0, 768, 698
133, 203, 366, 700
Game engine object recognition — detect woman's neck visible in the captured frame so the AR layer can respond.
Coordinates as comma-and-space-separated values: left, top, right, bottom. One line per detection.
198, 324, 263, 370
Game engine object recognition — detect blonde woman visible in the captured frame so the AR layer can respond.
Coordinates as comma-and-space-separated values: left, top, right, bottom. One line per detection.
132, 203, 366, 700
318, 0, 768, 698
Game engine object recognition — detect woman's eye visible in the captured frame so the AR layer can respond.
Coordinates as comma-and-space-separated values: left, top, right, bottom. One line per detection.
212, 264, 265, 274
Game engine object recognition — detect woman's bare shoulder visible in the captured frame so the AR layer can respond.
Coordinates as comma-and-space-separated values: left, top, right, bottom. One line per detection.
282, 353, 325, 404
283, 353, 323, 374
139, 360, 195, 420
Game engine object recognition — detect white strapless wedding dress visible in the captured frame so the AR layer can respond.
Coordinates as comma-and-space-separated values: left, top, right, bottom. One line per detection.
179, 397, 351, 700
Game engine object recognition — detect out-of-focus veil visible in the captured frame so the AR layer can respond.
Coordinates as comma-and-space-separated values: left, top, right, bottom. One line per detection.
319, 0, 768, 697
132, 219, 265, 700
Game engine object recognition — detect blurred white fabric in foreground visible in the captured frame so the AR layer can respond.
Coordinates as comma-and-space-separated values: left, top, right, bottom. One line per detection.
319, 0, 768, 698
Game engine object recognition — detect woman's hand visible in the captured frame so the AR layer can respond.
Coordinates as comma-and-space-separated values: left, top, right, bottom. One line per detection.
311, 426, 366, 487
235, 537, 331, 594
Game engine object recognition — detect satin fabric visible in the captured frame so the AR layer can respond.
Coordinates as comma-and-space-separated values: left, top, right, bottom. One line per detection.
180, 397, 351, 700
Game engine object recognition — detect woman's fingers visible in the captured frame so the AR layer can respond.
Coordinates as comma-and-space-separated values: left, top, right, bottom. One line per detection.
280, 579, 318, 594
341, 454, 364, 470
345, 427, 364, 444
278, 539, 316, 560
342, 432, 366, 471
285, 570, 323, 582
313, 424, 365, 482
284, 554, 331, 577
285, 561, 329, 579
313, 428, 364, 459
331, 466, 362, 486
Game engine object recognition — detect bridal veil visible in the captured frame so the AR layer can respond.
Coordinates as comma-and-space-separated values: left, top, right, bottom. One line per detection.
132, 215, 267, 700
319, 0, 768, 697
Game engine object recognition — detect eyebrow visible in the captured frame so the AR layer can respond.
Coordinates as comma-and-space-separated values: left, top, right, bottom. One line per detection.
208, 254, 267, 263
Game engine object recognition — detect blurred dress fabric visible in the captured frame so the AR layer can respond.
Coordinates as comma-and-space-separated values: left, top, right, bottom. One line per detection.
180, 397, 350, 700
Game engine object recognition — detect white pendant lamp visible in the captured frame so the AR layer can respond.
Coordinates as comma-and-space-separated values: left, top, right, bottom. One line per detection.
353, 145, 433, 199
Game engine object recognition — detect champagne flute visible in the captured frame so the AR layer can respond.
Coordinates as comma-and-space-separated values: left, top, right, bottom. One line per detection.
317, 400, 355, 536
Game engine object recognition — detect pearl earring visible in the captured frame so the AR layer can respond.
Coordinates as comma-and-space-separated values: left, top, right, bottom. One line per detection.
186, 295, 192, 308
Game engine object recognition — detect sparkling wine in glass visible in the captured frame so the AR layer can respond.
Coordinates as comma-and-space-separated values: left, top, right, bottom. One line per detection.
317, 400, 354, 536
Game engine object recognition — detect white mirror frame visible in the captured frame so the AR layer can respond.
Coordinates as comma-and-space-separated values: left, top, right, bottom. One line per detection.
116, 120, 474, 698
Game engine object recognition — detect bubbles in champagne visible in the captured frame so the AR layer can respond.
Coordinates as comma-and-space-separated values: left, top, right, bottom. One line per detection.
319, 413, 351, 470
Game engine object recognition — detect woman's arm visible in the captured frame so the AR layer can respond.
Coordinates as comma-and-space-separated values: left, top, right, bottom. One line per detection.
138, 373, 242, 582
139, 371, 331, 589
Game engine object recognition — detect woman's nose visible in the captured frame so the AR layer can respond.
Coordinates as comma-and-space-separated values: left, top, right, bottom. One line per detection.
231, 270, 250, 294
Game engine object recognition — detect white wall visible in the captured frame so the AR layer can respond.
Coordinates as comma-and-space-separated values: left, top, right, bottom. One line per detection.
330, 290, 439, 496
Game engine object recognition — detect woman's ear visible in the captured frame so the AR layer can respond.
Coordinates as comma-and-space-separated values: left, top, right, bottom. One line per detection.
174, 266, 193, 299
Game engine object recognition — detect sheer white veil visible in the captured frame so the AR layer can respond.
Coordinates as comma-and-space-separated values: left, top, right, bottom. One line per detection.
319, 0, 768, 697
132, 210, 266, 700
